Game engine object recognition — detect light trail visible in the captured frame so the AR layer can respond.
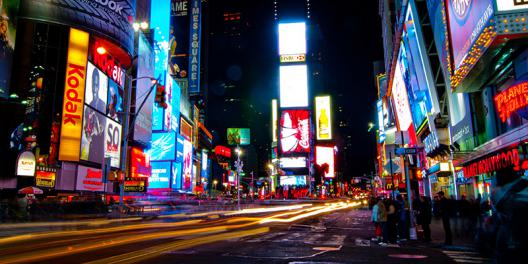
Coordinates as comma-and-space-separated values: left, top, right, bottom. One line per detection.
0, 217, 144, 230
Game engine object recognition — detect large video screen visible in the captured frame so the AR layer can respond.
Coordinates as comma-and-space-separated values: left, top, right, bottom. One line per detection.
316, 146, 335, 178
104, 118, 122, 167
391, 49, 413, 132
133, 34, 155, 144
280, 110, 311, 154
182, 139, 193, 192
85, 62, 108, 114
148, 132, 176, 161
315, 96, 332, 140
149, 162, 171, 189
279, 65, 308, 108
227, 128, 250, 145
278, 22, 306, 55
81, 105, 106, 164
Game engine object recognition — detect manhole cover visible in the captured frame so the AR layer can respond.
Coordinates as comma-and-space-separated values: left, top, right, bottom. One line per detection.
388, 254, 428, 259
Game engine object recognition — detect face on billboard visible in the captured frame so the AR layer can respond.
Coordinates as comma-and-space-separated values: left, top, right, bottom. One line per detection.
148, 132, 176, 161
446, 0, 494, 70
85, 62, 108, 114
81, 105, 106, 164
105, 118, 121, 167
227, 128, 250, 145
183, 139, 193, 192
315, 96, 332, 140
76, 165, 104, 192
316, 146, 335, 178
392, 50, 413, 131
280, 65, 308, 108
149, 162, 171, 189
278, 22, 306, 55
107, 80, 123, 122
280, 110, 310, 154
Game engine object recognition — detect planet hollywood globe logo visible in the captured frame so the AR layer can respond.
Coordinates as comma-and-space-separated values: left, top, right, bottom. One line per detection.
451, 0, 472, 20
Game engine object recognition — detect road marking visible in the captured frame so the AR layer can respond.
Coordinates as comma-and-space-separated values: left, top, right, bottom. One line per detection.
354, 238, 371, 247
304, 233, 325, 245
442, 250, 491, 264
246, 232, 286, 243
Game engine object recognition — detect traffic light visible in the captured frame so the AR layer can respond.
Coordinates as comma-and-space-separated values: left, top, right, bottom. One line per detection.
154, 84, 167, 109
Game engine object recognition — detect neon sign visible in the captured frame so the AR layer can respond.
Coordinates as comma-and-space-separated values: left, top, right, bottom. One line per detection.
462, 148, 520, 178
494, 81, 528, 122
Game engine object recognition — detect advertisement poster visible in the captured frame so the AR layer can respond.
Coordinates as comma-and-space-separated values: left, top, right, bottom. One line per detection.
377, 100, 386, 143
446, 0, 494, 70
180, 117, 193, 141
149, 162, 171, 189
36, 171, 56, 188
227, 128, 251, 145
129, 147, 151, 178
0, 0, 19, 99
148, 132, 176, 161
176, 134, 184, 162
426, 0, 451, 83
151, 0, 171, 84
172, 162, 182, 189
19, 0, 136, 53
106, 80, 123, 122
183, 139, 193, 192
133, 33, 155, 144
169, 75, 181, 132
188, 0, 201, 93
279, 65, 309, 108
169, 0, 190, 79
152, 101, 164, 131
280, 110, 311, 154
315, 96, 332, 140
16, 151, 36, 176
85, 62, 108, 113
104, 118, 121, 167
81, 105, 106, 164
315, 146, 335, 178
392, 49, 413, 132
76, 165, 104, 192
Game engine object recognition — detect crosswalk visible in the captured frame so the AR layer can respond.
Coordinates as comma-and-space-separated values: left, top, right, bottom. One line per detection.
442, 250, 492, 263
244, 231, 347, 247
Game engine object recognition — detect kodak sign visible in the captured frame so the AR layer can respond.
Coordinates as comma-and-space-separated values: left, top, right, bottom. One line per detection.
58, 28, 89, 162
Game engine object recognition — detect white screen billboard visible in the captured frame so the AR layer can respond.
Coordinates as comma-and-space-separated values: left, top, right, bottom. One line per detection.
391, 52, 413, 131
496, 0, 528, 12
279, 157, 307, 168
278, 22, 306, 55
280, 65, 308, 108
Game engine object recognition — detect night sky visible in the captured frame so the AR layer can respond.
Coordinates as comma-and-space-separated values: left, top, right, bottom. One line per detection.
205, 0, 383, 180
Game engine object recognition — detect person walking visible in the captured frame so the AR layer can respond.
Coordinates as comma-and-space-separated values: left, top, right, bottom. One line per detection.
437, 191, 453, 245
385, 198, 398, 245
371, 199, 387, 243
417, 196, 432, 242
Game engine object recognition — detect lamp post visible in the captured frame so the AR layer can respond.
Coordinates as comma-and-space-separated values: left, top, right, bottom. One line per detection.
234, 147, 243, 210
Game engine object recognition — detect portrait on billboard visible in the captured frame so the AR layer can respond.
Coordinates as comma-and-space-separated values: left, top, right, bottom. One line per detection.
107, 80, 123, 122
85, 62, 108, 113
280, 110, 310, 154
81, 105, 106, 164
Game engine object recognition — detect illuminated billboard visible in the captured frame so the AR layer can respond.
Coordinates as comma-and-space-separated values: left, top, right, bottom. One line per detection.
76, 165, 104, 192
169, 0, 190, 78
148, 132, 176, 161
133, 33, 155, 144
446, 0, 494, 71
391, 49, 413, 132
149, 162, 171, 189
188, 0, 202, 93
104, 118, 122, 167
182, 139, 193, 192
151, 0, 171, 84
272, 99, 278, 142
278, 22, 306, 55
129, 147, 151, 178
180, 117, 193, 141
377, 100, 385, 143
85, 62, 108, 114
280, 176, 307, 186
107, 80, 123, 123
279, 157, 307, 168
80, 105, 106, 164
316, 146, 335, 178
227, 128, 251, 145
280, 110, 310, 154
496, 0, 528, 12
279, 65, 308, 108
59, 28, 89, 162
172, 162, 182, 189
0, 0, 19, 99
315, 96, 332, 140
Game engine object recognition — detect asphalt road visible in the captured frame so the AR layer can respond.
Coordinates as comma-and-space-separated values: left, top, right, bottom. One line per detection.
0, 202, 492, 264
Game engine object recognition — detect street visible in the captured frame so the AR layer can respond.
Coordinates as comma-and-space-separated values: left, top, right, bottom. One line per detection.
0, 202, 491, 264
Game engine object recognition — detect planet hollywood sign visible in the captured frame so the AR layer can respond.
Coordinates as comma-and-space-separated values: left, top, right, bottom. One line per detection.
494, 81, 528, 122
462, 148, 520, 178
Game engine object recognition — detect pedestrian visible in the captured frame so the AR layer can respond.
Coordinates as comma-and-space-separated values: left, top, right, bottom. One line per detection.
385, 198, 398, 245
417, 196, 432, 242
396, 194, 408, 241
437, 191, 453, 245
371, 199, 386, 243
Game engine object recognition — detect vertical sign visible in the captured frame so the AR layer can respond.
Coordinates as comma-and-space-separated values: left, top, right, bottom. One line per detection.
315, 96, 332, 140
272, 99, 278, 142
169, 0, 190, 79
188, 0, 201, 93
59, 28, 89, 162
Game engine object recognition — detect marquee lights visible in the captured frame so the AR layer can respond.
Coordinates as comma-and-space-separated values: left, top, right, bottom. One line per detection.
494, 81, 528, 122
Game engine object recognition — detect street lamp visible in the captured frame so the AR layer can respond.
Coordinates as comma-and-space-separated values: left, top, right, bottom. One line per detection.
213, 179, 218, 190
234, 147, 243, 210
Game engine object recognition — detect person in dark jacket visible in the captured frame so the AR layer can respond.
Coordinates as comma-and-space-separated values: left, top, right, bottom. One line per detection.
437, 191, 452, 245
417, 196, 432, 242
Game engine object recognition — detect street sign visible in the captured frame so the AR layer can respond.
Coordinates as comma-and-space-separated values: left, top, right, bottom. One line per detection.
395, 147, 417, 155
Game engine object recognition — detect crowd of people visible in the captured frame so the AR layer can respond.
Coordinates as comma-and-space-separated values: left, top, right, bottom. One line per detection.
274, 185, 310, 199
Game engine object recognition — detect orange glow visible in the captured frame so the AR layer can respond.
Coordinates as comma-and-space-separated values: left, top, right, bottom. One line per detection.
96, 46, 107, 55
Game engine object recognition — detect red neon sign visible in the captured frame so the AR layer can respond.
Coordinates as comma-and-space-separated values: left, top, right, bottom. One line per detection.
462, 148, 520, 178
214, 146, 232, 158
91, 40, 125, 87
129, 147, 151, 178
494, 81, 528, 122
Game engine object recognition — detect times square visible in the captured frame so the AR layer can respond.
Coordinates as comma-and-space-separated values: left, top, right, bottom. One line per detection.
0, 0, 527, 263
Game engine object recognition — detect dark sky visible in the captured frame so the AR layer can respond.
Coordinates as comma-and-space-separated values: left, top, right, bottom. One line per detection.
205, 0, 383, 179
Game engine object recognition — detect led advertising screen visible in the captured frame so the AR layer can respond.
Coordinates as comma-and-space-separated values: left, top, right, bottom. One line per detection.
151, 0, 171, 82
59, 28, 89, 162
76, 165, 104, 192
104, 118, 122, 167
172, 162, 182, 189
446, 0, 494, 70
227, 128, 251, 145
152, 101, 164, 131
180, 117, 193, 141
278, 22, 306, 55
182, 139, 193, 192
316, 146, 335, 178
148, 132, 176, 161
107, 80, 123, 122
377, 100, 386, 143
81, 105, 106, 164
279, 157, 307, 168
129, 147, 151, 178
149, 162, 171, 189
169, 75, 181, 132
85, 62, 108, 114
496, 0, 528, 12
0, 0, 19, 99
315, 96, 332, 140
279, 65, 309, 108
279, 176, 307, 186
133, 33, 155, 144
272, 99, 278, 142
280, 110, 311, 154
169, 0, 190, 79
164, 75, 173, 131
391, 49, 413, 132
201, 150, 208, 178
36, 171, 56, 188
176, 134, 185, 162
